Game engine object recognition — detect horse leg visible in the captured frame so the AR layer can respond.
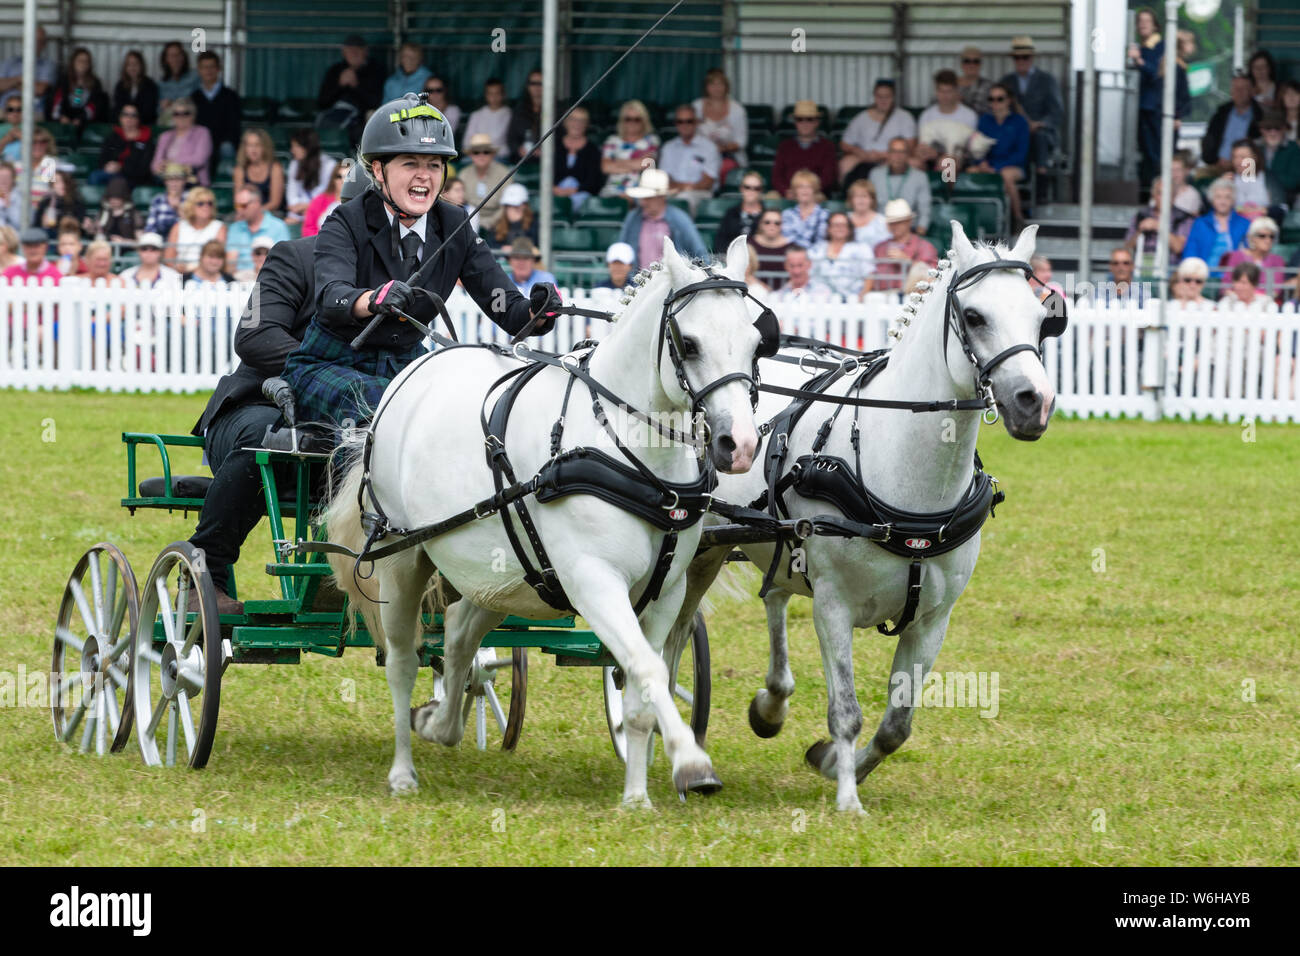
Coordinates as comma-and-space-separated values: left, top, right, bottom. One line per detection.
569, 563, 719, 803
413, 596, 505, 747
379, 551, 434, 795
854, 614, 949, 783
803, 594, 865, 813
749, 587, 795, 738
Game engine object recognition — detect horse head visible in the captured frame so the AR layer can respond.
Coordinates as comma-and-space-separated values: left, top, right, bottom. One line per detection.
943, 222, 1062, 440
656, 235, 762, 472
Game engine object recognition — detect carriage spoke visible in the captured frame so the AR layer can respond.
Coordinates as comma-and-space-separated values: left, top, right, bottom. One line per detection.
55, 626, 85, 653
145, 693, 169, 738
88, 551, 106, 635
476, 697, 487, 750
484, 683, 508, 733
180, 606, 203, 657
174, 572, 191, 640
55, 670, 84, 703
69, 579, 98, 641
104, 682, 121, 736
109, 588, 127, 645
166, 702, 178, 766
104, 557, 118, 636
107, 664, 129, 689
155, 577, 177, 644
139, 646, 162, 666
674, 685, 693, 707
176, 691, 196, 760
95, 686, 108, 755
61, 694, 88, 742
106, 633, 132, 664
79, 707, 96, 753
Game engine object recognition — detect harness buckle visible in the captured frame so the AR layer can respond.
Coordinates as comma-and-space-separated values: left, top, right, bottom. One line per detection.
878, 522, 892, 543
662, 489, 680, 511
840, 356, 861, 374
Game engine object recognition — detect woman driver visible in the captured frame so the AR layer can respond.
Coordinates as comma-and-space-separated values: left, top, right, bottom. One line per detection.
282, 92, 559, 428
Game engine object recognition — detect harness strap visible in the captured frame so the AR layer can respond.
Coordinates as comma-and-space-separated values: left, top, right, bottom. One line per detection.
633, 531, 678, 617
877, 559, 924, 636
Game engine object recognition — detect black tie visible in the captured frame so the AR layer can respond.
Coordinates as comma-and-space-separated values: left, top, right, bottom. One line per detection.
400, 231, 422, 280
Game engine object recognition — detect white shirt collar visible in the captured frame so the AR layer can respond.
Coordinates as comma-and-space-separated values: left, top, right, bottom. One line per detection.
384, 206, 428, 244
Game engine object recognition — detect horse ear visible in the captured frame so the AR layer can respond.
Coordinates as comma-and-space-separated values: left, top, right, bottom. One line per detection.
950, 220, 976, 263
724, 234, 750, 281
1010, 222, 1039, 262
661, 235, 687, 281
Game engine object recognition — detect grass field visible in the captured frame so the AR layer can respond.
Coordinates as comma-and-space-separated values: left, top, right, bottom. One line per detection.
1, 390, 1297, 866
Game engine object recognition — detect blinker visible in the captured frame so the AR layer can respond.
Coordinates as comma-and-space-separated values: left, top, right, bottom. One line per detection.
1039, 290, 1068, 343
753, 307, 780, 358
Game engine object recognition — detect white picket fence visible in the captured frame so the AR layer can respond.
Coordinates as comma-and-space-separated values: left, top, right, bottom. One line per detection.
3, 278, 1299, 423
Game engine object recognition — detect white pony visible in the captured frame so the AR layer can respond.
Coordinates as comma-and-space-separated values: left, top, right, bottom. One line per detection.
324, 236, 762, 808
669, 223, 1060, 813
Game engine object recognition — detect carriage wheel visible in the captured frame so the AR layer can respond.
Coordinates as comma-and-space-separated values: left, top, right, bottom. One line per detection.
130, 542, 225, 768
430, 646, 527, 750
604, 610, 711, 763
52, 543, 140, 755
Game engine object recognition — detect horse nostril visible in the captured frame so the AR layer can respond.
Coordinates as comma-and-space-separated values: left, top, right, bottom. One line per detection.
1014, 388, 1039, 410
716, 434, 736, 455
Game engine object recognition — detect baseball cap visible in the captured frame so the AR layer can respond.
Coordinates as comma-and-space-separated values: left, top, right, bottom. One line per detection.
500, 182, 530, 207
137, 232, 165, 249
605, 241, 635, 265
251, 234, 276, 251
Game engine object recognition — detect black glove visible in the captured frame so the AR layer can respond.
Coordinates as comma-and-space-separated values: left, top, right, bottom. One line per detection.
528, 281, 561, 334
369, 279, 415, 316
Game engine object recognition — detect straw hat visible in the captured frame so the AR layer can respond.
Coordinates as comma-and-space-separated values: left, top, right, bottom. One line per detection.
626, 167, 670, 199
1011, 36, 1036, 55
508, 236, 540, 259
884, 199, 914, 224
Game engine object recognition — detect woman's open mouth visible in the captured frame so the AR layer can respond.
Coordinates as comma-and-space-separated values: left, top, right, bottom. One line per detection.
408, 186, 431, 201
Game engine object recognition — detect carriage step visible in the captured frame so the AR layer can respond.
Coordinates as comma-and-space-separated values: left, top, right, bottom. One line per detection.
264, 563, 333, 576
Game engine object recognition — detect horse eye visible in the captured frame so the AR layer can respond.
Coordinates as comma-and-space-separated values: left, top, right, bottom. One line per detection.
964, 308, 985, 327
681, 336, 699, 358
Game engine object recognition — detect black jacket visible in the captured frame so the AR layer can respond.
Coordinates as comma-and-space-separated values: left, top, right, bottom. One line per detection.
193, 84, 242, 149
1201, 100, 1262, 166
713, 204, 761, 254
316, 60, 384, 114
97, 128, 156, 187
314, 189, 533, 350
111, 78, 160, 126
553, 136, 605, 196
193, 236, 318, 435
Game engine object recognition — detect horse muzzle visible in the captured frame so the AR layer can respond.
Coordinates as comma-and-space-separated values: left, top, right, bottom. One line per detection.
709, 415, 758, 473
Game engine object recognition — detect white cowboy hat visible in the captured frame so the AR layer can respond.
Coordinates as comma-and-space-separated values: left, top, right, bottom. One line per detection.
626, 167, 670, 199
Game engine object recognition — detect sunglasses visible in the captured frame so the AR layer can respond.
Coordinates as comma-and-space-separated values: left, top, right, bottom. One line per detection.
795, 116, 817, 122
426, 86, 444, 93
621, 116, 643, 123
1254, 232, 1276, 239
988, 95, 1007, 103
528, 80, 542, 86
252, 248, 269, 255
676, 118, 696, 125
741, 183, 762, 190
1182, 277, 1205, 284
4, 105, 20, 113
471, 148, 494, 155
1013, 54, 1033, 60
1110, 260, 1132, 267
195, 200, 213, 206
761, 218, 781, 225
121, 110, 138, 116
172, 110, 193, 116
962, 57, 981, 64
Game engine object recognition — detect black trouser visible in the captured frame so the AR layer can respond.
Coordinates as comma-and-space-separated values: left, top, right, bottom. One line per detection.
1138, 108, 1161, 188
190, 403, 287, 596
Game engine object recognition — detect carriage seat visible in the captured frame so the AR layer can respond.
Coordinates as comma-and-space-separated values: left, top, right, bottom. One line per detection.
138, 475, 213, 499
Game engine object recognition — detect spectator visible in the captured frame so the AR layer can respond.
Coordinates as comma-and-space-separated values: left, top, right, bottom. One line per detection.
285, 128, 337, 223
768, 246, 832, 303
1220, 261, 1272, 308
81, 240, 122, 286
183, 239, 234, 287
233, 128, 286, 213
595, 241, 635, 290
552, 106, 603, 214
1248, 50, 1278, 109
1030, 254, 1065, 298
1201, 73, 1261, 174
617, 167, 707, 266
903, 260, 934, 294
1128, 8, 1189, 188
0, 98, 25, 161
504, 236, 556, 294
1223, 217, 1286, 299
250, 234, 276, 276
713, 168, 766, 253
422, 76, 461, 134
1170, 257, 1210, 305
781, 169, 829, 247
917, 70, 979, 170
1104, 247, 1142, 302
316, 35, 383, 147
384, 42, 431, 103
507, 69, 544, 162
111, 50, 159, 127
0, 161, 19, 229
4, 227, 61, 282
1288, 245, 1300, 303
16, 127, 58, 206
34, 172, 89, 236
55, 218, 86, 275
464, 78, 512, 162
1170, 152, 1202, 216
92, 102, 155, 187
692, 67, 748, 177
870, 137, 933, 234
772, 100, 837, 198
659, 104, 720, 215
459, 133, 512, 232
157, 42, 200, 123
601, 100, 659, 199
120, 231, 180, 288
49, 47, 109, 135
744, 254, 768, 295
0, 25, 57, 119
999, 36, 1063, 175
1125, 177, 1192, 259
810, 211, 874, 300
145, 162, 190, 238
747, 208, 793, 289
840, 79, 916, 187
0, 224, 16, 270
491, 182, 538, 252
442, 177, 466, 206
167, 186, 226, 274
91, 176, 140, 242
150, 97, 212, 186
846, 179, 889, 249
1226, 139, 1273, 219
226, 185, 290, 278
1280, 81, 1300, 142
957, 46, 993, 115
194, 52, 242, 177
303, 161, 350, 237
970, 83, 1030, 228
872, 199, 938, 291
1257, 111, 1300, 205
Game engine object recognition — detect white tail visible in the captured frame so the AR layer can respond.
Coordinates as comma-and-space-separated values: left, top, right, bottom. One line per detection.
322, 433, 387, 649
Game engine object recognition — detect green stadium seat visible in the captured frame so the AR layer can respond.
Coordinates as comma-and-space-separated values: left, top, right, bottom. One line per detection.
278, 98, 316, 122
79, 183, 105, 208
44, 123, 75, 148
80, 123, 112, 148
666, 196, 691, 216
317, 127, 351, 155
132, 185, 164, 208
243, 96, 276, 122
216, 157, 235, 181
268, 126, 295, 151
287, 219, 303, 240
835, 105, 869, 125
952, 173, 1003, 198
723, 166, 748, 191
929, 202, 974, 254
211, 185, 233, 214
748, 134, 779, 161
744, 103, 775, 133
927, 170, 951, 197
1282, 209, 1300, 244
552, 224, 597, 251
823, 199, 845, 214
550, 194, 573, 222
590, 226, 623, 252
695, 196, 734, 225
578, 195, 628, 219
696, 226, 715, 251
65, 153, 95, 177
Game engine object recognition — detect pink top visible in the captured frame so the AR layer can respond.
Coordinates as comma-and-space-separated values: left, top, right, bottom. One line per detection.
302, 192, 340, 237
4, 262, 62, 283
1222, 250, 1287, 299
638, 214, 671, 268
151, 126, 213, 186
872, 234, 939, 290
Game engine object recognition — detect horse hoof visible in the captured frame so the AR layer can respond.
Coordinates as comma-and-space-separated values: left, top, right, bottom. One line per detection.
388, 771, 419, 795
748, 696, 784, 738
620, 793, 654, 811
673, 766, 723, 798
805, 739, 835, 776
410, 699, 438, 735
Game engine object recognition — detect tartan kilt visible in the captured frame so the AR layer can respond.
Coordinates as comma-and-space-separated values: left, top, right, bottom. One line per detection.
281, 320, 427, 428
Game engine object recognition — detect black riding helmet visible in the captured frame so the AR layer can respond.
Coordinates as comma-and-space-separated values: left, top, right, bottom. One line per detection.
338, 160, 367, 202
360, 92, 457, 220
